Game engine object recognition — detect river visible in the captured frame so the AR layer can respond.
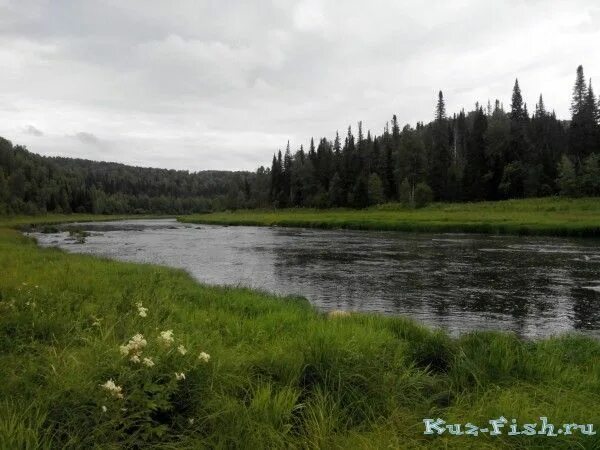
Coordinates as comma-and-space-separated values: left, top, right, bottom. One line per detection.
31, 218, 600, 338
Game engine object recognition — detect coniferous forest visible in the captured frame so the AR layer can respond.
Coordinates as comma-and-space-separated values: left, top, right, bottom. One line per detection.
1, 65, 599, 215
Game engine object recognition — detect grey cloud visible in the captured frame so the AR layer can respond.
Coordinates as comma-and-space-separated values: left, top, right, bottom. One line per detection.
23, 124, 43, 136
0, 0, 599, 171
74, 132, 101, 145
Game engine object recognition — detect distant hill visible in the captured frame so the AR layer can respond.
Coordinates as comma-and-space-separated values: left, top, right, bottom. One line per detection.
0, 137, 271, 214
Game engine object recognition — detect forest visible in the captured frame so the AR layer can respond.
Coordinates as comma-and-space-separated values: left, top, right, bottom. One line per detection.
268, 65, 600, 208
1, 65, 599, 215
0, 142, 269, 214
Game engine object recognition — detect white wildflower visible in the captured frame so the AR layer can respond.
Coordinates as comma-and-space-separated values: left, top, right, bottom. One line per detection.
142, 357, 155, 367
158, 330, 174, 346
198, 352, 211, 363
175, 372, 186, 381
120, 333, 147, 358
101, 405, 107, 413
100, 379, 124, 399
136, 302, 148, 318
177, 345, 187, 355
129, 333, 147, 350
188, 418, 195, 425
130, 354, 141, 364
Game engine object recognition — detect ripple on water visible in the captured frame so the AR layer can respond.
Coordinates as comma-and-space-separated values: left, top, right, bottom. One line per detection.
29, 219, 600, 339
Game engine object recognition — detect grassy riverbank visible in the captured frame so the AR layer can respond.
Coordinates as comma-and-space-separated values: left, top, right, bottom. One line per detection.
0, 216, 599, 448
0, 213, 170, 230
180, 197, 600, 237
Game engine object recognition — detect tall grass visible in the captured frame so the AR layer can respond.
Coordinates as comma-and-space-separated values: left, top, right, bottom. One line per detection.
179, 197, 600, 237
0, 213, 168, 230
0, 220, 599, 448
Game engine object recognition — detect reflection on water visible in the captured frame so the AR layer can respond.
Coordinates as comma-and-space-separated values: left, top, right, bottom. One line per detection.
31, 219, 600, 338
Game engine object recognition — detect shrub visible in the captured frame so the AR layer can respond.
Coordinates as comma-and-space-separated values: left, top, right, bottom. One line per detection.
414, 182, 433, 208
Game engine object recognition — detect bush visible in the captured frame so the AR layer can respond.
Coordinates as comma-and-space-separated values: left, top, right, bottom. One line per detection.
398, 178, 413, 207
367, 173, 384, 206
414, 182, 433, 208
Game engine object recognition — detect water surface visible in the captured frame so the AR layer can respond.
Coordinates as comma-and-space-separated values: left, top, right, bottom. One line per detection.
31, 219, 600, 338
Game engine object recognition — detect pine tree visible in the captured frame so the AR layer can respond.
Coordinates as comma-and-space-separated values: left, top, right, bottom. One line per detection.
342, 126, 356, 193
462, 107, 488, 200
397, 125, 426, 202
308, 137, 317, 165
571, 65, 587, 117
510, 79, 527, 123
436, 90, 446, 121
333, 131, 341, 157
486, 102, 511, 199
429, 91, 451, 200
328, 172, 345, 206
589, 82, 600, 124
367, 173, 384, 205
316, 138, 333, 191
557, 155, 578, 196
281, 142, 292, 205
391, 115, 400, 148
535, 94, 546, 118
569, 66, 595, 165
269, 152, 282, 203
351, 174, 369, 208
298, 144, 306, 164
504, 79, 529, 197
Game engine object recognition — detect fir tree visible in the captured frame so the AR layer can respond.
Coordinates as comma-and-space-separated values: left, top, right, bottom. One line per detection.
571, 65, 587, 117
462, 107, 488, 200
429, 91, 451, 200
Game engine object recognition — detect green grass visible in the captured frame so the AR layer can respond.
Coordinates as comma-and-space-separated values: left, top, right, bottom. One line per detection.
1, 215, 599, 448
179, 197, 600, 237
0, 213, 170, 230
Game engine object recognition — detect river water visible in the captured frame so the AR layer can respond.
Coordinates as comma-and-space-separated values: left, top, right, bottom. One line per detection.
31, 219, 600, 338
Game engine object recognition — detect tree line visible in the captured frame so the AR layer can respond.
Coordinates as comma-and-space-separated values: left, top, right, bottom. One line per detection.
269, 65, 600, 208
1, 65, 599, 215
0, 141, 270, 214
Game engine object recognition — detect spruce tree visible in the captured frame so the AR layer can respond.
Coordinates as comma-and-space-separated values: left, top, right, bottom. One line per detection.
367, 173, 384, 205
436, 90, 446, 121
281, 142, 292, 205
505, 79, 529, 196
535, 94, 546, 117
429, 91, 451, 200
571, 65, 587, 117
397, 125, 426, 201
391, 114, 400, 148
269, 152, 282, 203
569, 66, 594, 165
328, 172, 345, 206
462, 107, 488, 200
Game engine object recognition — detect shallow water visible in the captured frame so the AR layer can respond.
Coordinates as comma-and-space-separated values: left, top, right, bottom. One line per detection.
31, 219, 600, 338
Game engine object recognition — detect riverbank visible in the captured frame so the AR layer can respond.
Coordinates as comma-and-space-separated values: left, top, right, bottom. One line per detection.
0, 213, 171, 229
179, 197, 600, 237
1, 216, 599, 448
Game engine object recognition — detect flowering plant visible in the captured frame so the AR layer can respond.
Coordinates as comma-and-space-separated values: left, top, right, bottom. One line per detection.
97, 302, 211, 441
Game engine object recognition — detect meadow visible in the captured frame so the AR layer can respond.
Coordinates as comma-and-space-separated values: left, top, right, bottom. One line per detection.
180, 197, 600, 237
0, 213, 600, 448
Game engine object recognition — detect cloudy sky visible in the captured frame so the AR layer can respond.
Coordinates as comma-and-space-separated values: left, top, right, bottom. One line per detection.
1, 0, 599, 171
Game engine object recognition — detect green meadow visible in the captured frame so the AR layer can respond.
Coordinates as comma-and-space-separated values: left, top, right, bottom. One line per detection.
0, 213, 600, 448
180, 197, 600, 237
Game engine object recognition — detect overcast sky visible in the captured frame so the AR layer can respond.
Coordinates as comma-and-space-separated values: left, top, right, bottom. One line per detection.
1, 0, 599, 171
